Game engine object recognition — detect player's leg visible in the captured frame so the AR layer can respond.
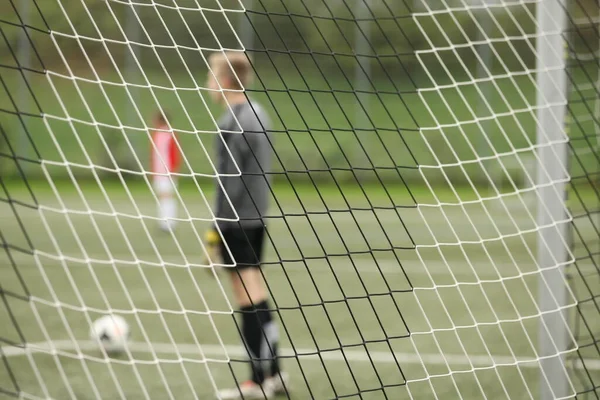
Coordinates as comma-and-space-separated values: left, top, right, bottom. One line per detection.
162, 177, 178, 229
217, 225, 286, 399
154, 177, 177, 231
230, 266, 281, 379
231, 267, 289, 397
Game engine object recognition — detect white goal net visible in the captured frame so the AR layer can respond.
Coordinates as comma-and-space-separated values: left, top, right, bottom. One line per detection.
0, 0, 598, 399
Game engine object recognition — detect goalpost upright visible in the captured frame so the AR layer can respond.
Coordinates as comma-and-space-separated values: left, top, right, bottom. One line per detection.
16, 0, 32, 171
124, 3, 142, 160
239, 0, 255, 54
353, 0, 372, 167
535, 0, 572, 398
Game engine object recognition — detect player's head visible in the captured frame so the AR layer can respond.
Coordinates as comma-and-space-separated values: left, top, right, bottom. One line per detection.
207, 51, 252, 103
153, 110, 169, 126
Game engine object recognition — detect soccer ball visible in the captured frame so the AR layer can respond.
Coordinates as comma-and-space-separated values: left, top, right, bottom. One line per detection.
90, 315, 130, 353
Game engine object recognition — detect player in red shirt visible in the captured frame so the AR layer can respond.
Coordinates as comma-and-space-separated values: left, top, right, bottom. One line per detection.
150, 110, 180, 232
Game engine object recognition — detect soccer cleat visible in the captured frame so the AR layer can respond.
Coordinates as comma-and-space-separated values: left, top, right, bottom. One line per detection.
264, 372, 290, 396
216, 380, 273, 400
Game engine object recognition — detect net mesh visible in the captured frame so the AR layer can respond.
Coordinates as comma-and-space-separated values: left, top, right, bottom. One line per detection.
0, 0, 598, 399
565, 2, 600, 397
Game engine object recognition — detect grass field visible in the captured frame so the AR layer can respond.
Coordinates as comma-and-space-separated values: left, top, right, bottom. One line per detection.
1, 180, 598, 399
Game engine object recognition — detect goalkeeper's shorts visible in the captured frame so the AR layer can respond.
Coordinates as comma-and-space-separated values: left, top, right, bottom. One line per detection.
219, 223, 266, 270
153, 176, 177, 194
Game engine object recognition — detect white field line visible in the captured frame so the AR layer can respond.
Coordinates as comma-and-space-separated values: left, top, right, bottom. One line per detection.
20, 204, 538, 230
0, 250, 532, 278
2, 340, 599, 372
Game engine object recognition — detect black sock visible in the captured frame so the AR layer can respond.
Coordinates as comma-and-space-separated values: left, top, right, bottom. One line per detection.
240, 300, 280, 384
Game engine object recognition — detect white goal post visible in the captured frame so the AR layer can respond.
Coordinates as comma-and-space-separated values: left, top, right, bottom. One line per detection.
535, 0, 571, 399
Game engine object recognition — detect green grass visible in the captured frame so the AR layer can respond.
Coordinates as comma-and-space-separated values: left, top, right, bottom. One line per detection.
1, 181, 598, 399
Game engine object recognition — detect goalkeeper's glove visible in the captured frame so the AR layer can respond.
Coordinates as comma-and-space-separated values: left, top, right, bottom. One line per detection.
205, 228, 220, 248
203, 227, 221, 275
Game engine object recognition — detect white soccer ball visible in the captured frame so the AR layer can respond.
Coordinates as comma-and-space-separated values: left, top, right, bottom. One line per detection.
90, 315, 131, 354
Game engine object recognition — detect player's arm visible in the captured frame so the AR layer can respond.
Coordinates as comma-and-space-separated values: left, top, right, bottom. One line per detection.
203, 133, 249, 268
169, 131, 181, 174
221, 133, 250, 210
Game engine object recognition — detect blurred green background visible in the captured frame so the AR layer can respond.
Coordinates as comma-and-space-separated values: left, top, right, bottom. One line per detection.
0, 0, 598, 188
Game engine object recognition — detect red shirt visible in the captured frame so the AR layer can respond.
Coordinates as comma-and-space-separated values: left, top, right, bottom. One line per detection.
151, 124, 180, 174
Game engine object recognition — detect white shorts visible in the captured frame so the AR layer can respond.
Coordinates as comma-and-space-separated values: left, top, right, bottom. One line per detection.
153, 176, 177, 195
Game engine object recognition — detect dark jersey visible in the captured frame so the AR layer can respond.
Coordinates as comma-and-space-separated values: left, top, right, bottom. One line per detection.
214, 101, 273, 228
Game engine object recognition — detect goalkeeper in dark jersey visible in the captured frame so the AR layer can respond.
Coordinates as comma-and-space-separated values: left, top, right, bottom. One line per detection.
205, 51, 289, 400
